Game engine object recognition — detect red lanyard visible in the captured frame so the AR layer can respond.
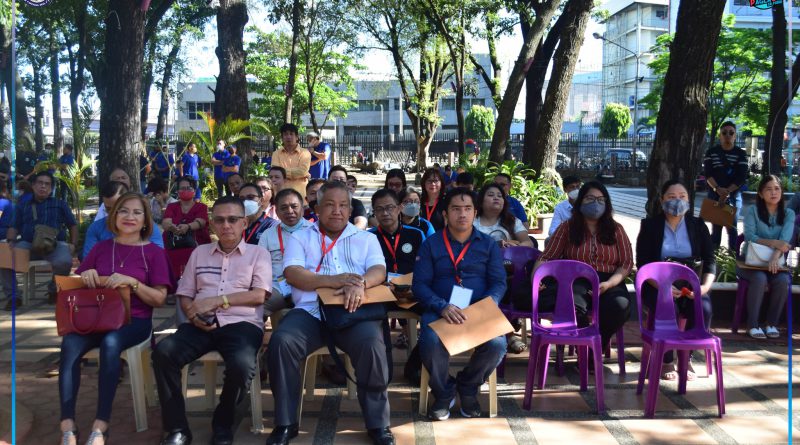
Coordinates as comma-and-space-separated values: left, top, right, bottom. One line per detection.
316, 230, 341, 272
425, 198, 438, 221
277, 225, 285, 255
442, 228, 471, 285
244, 214, 265, 243
378, 226, 401, 273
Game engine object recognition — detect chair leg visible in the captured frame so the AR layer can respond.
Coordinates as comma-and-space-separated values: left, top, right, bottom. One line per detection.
304, 355, 318, 401
344, 355, 357, 400
250, 352, 264, 433
555, 345, 565, 377
677, 350, 689, 395
297, 357, 310, 426
592, 338, 605, 413
125, 347, 149, 432
714, 344, 726, 417
731, 282, 748, 334
645, 343, 665, 418
204, 361, 217, 410
408, 319, 418, 356
523, 338, 540, 411
181, 365, 189, 399
488, 369, 498, 418
616, 327, 626, 376
419, 365, 430, 416
141, 349, 158, 408
705, 349, 713, 377
636, 343, 650, 395
536, 343, 551, 390
577, 346, 588, 392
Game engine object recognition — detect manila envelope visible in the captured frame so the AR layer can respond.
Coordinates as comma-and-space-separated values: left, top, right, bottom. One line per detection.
429, 297, 514, 356
55, 275, 132, 322
0, 243, 31, 271
390, 273, 413, 286
317, 284, 397, 305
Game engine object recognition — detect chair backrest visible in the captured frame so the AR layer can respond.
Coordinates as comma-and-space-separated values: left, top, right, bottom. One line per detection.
531, 260, 600, 329
501, 246, 540, 290
635, 262, 704, 335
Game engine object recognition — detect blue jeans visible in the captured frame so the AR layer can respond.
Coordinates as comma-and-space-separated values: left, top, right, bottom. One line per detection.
419, 311, 506, 401
0, 240, 73, 299
709, 191, 742, 251
59, 317, 152, 421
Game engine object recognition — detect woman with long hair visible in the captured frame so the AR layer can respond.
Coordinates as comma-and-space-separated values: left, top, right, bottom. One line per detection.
162, 176, 211, 279
420, 167, 446, 231
384, 168, 407, 194
737, 174, 794, 339
475, 183, 533, 248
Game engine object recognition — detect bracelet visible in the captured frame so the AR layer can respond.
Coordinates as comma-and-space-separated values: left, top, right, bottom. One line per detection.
131, 280, 139, 292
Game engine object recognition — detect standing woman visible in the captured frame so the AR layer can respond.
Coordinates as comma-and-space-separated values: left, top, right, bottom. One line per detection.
535, 181, 633, 350
162, 176, 211, 279
637, 179, 715, 379
177, 142, 201, 201
737, 174, 794, 339
421, 168, 446, 232
60, 193, 171, 445
474, 183, 533, 248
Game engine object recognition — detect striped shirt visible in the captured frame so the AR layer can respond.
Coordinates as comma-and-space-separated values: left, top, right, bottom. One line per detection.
176, 240, 272, 329
703, 144, 749, 189
540, 220, 633, 275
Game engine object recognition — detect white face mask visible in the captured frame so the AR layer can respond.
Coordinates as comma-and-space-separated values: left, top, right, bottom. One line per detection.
567, 189, 579, 201
0, 152, 5, 159
217, 143, 225, 151
243, 199, 260, 217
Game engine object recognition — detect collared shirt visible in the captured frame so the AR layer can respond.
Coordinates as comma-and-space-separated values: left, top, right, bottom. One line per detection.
402, 216, 435, 238
176, 240, 272, 330
258, 219, 314, 289
59, 154, 74, 166
212, 150, 230, 178
507, 196, 528, 223
272, 147, 312, 199
368, 224, 426, 276
743, 205, 795, 244
244, 212, 278, 245
308, 142, 331, 179
549, 199, 573, 237
661, 217, 692, 259
222, 155, 241, 180
180, 153, 200, 179
283, 222, 386, 318
412, 228, 506, 315
13, 197, 76, 242
541, 220, 634, 275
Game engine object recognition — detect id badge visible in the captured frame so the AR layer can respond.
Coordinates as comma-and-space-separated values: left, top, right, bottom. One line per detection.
449, 285, 473, 309
387, 272, 403, 282
276, 277, 292, 297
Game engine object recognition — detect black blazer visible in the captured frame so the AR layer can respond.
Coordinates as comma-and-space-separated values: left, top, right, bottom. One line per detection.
636, 214, 716, 277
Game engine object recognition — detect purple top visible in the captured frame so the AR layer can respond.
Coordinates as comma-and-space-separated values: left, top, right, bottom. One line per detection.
77, 239, 173, 319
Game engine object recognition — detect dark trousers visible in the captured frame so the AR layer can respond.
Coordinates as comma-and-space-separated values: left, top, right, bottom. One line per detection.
214, 176, 229, 198
59, 317, 152, 421
419, 311, 506, 401
538, 272, 632, 347
152, 322, 263, 433
268, 309, 391, 429
642, 286, 713, 362
709, 191, 742, 251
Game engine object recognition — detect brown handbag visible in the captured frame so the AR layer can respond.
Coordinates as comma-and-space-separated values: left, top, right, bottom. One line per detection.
55, 287, 128, 336
699, 198, 735, 227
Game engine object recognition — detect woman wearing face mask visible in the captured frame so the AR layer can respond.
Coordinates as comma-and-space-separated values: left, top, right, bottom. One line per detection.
534, 181, 633, 354
162, 177, 211, 278
398, 187, 435, 238
239, 183, 278, 244
636, 179, 715, 380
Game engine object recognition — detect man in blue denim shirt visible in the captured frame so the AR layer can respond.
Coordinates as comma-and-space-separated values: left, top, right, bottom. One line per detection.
412, 187, 506, 421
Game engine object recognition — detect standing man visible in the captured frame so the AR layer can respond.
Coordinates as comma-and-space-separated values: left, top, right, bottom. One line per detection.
57, 144, 75, 201
211, 139, 230, 198
177, 142, 201, 200
153, 196, 271, 445
272, 123, 312, 200
265, 181, 394, 445
703, 121, 749, 251
549, 175, 582, 237
221, 145, 241, 196
154, 145, 175, 180
0, 172, 78, 308
493, 173, 530, 229
412, 187, 507, 421
307, 131, 332, 179
329, 165, 368, 229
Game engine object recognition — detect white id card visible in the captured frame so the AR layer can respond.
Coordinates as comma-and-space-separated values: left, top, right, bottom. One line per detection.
449, 285, 473, 309
387, 272, 403, 281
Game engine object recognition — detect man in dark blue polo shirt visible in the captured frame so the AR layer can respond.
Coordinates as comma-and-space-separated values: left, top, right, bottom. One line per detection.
368, 189, 426, 277
1, 171, 77, 309
412, 187, 506, 421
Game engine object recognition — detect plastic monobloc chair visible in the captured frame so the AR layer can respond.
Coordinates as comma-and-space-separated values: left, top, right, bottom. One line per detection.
635, 262, 725, 418
497, 246, 540, 377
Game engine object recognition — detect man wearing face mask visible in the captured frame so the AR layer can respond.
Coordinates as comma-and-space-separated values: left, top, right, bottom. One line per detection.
549, 176, 582, 237
239, 183, 278, 245
211, 139, 230, 198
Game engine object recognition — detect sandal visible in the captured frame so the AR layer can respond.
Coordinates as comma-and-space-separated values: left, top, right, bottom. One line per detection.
393, 332, 409, 349
765, 326, 780, 339
61, 429, 79, 445
85, 429, 108, 445
507, 336, 527, 354
661, 363, 678, 381
686, 361, 697, 381
748, 327, 766, 339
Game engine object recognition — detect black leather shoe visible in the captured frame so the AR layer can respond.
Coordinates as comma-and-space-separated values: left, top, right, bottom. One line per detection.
212, 427, 233, 445
160, 430, 192, 445
367, 427, 395, 445
265, 424, 299, 445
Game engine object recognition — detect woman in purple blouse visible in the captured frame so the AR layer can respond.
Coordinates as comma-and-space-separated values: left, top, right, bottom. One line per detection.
59, 192, 172, 445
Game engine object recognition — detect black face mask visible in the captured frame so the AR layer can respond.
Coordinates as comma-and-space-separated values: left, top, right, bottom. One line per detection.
308, 200, 316, 211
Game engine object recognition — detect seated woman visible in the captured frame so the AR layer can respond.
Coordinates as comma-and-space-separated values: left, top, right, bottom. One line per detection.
60, 192, 171, 445
421, 168, 446, 232
398, 186, 435, 238
162, 176, 211, 279
474, 183, 533, 248
534, 181, 633, 353
737, 174, 794, 339
636, 179, 715, 380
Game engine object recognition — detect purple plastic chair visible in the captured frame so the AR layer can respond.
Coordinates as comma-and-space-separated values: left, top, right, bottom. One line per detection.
497, 246, 541, 378
523, 260, 605, 413
635, 262, 725, 418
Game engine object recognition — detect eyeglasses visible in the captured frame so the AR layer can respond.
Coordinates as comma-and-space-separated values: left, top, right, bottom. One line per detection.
721, 131, 735, 136
583, 196, 607, 205
425, 179, 441, 184
260, 187, 271, 192
212, 216, 245, 225
240, 194, 259, 201
373, 205, 398, 214
117, 208, 145, 217
178, 186, 194, 191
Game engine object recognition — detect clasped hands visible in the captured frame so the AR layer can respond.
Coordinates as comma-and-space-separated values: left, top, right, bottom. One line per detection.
330, 273, 366, 313
80, 269, 136, 290
186, 297, 223, 331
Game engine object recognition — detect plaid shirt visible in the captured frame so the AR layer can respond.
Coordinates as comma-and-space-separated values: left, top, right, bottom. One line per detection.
14, 197, 76, 242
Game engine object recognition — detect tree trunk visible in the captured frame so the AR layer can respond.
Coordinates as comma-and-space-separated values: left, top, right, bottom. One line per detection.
156, 39, 182, 140
49, 27, 63, 152
765, 3, 787, 175
645, 0, 727, 216
284, 0, 301, 123
33, 68, 45, 152
67, 5, 88, 158
141, 40, 157, 141
489, 0, 561, 162
531, 0, 593, 177
97, 0, 147, 192
3, 68, 35, 153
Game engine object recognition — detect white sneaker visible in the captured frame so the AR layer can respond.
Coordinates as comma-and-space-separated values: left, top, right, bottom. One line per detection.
748, 327, 766, 339
765, 326, 780, 339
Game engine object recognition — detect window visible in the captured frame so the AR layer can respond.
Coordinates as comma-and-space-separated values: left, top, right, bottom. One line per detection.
655, 7, 666, 19
187, 102, 213, 120
354, 99, 389, 112
441, 99, 456, 110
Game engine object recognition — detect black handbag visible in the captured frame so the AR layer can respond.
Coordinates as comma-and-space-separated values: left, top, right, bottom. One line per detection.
165, 229, 197, 250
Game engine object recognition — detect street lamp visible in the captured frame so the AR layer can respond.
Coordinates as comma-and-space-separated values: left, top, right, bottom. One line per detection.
379, 102, 384, 150
594, 32, 641, 168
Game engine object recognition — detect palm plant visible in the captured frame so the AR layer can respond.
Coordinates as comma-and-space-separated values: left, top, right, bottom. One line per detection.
54, 152, 96, 224
188, 111, 269, 166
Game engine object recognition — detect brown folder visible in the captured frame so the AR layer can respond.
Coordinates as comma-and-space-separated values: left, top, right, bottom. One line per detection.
0, 243, 31, 271
317, 284, 397, 305
390, 273, 413, 286
429, 297, 514, 356
55, 275, 132, 322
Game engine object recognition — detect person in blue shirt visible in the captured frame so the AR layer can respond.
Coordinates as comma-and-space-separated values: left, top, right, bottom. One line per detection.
262, 148, 273, 168
211, 139, 230, 197
493, 173, 529, 228
306, 132, 331, 179
221, 145, 241, 195
153, 145, 174, 180
57, 144, 75, 201
412, 187, 506, 421
177, 142, 201, 200
82, 181, 164, 259
0, 180, 11, 240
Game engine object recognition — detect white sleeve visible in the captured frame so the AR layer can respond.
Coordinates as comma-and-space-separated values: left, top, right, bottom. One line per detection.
363, 234, 387, 270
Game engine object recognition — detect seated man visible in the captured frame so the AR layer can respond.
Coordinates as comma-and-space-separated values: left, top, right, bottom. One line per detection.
346, 174, 358, 194
269, 166, 287, 194
549, 175, 582, 237
454, 172, 474, 191
226, 172, 244, 197
328, 165, 368, 229
266, 181, 394, 445
412, 187, 507, 421
1, 171, 77, 309
153, 196, 272, 445
494, 173, 529, 228
303, 178, 325, 223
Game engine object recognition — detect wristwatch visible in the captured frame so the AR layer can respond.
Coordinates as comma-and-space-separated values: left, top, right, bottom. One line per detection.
220, 294, 230, 310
